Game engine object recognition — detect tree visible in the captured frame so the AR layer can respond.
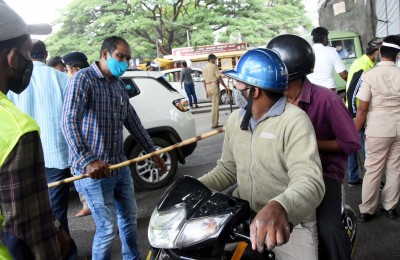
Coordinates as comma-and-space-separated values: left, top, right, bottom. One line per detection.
46, 0, 311, 62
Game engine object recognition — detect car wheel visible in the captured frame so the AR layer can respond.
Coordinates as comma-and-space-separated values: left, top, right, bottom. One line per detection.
220, 90, 230, 105
129, 137, 178, 190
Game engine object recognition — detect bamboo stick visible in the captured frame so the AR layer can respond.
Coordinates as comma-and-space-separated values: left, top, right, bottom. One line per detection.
48, 127, 226, 188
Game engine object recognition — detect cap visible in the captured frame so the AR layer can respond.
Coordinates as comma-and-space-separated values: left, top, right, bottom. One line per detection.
366, 37, 383, 53
62, 52, 88, 65
0, 0, 52, 42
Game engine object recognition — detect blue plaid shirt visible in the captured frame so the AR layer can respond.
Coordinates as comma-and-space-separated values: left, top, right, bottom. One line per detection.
61, 62, 155, 174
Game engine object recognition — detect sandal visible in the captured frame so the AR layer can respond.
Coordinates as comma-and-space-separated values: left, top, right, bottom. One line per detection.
75, 209, 92, 217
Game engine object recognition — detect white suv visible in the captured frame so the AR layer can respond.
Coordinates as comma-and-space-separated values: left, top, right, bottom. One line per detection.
121, 70, 197, 190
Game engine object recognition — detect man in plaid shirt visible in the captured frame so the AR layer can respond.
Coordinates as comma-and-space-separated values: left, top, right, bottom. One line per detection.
0, 1, 73, 259
61, 35, 166, 260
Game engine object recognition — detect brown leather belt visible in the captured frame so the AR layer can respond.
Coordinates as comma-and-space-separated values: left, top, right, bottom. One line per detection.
206, 81, 218, 85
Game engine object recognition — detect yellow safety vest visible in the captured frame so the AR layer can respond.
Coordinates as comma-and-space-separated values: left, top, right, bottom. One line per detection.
0, 91, 39, 166
0, 91, 39, 259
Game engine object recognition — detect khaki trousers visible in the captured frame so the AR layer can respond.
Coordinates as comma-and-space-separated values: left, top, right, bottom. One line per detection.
273, 221, 318, 260
359, 135, 400, 214
207, 83, 220, 127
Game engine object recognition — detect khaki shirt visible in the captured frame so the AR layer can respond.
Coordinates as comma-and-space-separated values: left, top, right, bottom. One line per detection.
357, 61, 400, 137
202, 62, 220, 85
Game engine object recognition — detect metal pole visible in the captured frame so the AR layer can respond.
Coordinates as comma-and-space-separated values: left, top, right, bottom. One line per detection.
186, 29, 190, 47
156, 38, 160, 59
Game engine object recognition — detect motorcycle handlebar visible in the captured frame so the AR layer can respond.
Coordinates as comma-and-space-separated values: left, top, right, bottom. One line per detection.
231, 221, 294, 260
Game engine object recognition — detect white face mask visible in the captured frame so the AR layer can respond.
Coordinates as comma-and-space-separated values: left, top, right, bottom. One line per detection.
233, 89, 248, 110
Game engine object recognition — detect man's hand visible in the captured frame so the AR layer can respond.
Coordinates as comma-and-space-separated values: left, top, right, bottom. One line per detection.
86, 160, 110, 179
152, 155, 167, 176
250, 201, 291, 252
206, 91, 209, 98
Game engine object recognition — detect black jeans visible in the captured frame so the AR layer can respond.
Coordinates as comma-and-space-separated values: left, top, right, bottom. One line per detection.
317, 176, 351, 260
45, 167, 71, 235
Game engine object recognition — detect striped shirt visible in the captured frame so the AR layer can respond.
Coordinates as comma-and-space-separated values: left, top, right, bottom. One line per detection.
8, 61, 69, 169
61, 62, 155, 174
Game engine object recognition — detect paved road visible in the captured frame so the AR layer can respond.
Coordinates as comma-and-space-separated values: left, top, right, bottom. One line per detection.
68, 104, 400, 259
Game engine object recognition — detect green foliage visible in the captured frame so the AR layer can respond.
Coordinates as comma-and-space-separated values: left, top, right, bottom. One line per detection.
46, 0, 312, 62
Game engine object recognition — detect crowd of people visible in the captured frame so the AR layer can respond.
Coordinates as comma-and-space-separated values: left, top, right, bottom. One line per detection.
1, 0, 400, 258
0, 1, 166, 259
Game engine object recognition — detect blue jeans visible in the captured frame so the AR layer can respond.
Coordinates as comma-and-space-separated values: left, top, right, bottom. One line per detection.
45, 167, 71, 235
347, 129, 365, 182
184, 82, 197, 107
74, 167, 139, 260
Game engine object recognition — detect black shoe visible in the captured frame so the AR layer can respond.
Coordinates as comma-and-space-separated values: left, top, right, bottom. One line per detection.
348, 178, 363, 187
380, 206, 398, 219
358, 213, 373, 223
380, 181, 385, 190
211, 124, 223, 129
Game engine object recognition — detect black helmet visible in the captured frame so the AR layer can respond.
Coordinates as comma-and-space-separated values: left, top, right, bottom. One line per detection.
267, 34, 315, 81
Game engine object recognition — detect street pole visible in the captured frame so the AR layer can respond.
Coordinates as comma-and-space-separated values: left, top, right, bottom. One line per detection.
186, 29, 190, 47
156, 39, 160, 59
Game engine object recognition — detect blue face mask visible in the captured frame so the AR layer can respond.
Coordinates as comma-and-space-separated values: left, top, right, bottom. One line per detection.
106, 54, 128, 77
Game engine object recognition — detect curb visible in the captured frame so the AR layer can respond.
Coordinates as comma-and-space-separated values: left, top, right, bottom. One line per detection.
190, 103, 238, 115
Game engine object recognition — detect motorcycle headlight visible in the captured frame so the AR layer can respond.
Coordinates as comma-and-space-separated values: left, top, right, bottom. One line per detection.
148, 205, 231, 249
175, 214, 230, 248
148, 206, 186, 249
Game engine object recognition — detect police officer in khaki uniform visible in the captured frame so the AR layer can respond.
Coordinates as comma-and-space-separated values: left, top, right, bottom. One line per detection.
355, 35, 400, 223
202, 54, 228, 128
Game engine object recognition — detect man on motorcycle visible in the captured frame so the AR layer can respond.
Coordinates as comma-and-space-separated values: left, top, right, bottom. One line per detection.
268, 35, 361, 260
198, 48, 325, 259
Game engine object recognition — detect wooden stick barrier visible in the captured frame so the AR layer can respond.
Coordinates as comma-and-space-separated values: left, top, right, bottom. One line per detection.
48, 127, 226, 189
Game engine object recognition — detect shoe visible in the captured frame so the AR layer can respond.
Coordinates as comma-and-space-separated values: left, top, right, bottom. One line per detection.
195, 104, 199, 108
75, 209, 92, 217
379, 206, 398, 219
211, 124, 223, 129
358, 213, 373, 223
380, 181, 385, 190
348, 178, 363, 187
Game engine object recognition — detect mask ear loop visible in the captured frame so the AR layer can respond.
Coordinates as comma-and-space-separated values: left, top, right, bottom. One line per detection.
240, 86, 255, 131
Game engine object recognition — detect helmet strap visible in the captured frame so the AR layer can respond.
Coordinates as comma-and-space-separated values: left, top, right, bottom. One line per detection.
240, 87, 255, 131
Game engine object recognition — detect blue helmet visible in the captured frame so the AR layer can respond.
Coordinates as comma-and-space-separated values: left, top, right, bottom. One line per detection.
223, 48, 288, 92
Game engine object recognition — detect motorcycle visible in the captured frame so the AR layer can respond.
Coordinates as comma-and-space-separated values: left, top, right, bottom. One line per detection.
341, 185, 358, 259
146, 175, 276, 260
146, 175, 357, 260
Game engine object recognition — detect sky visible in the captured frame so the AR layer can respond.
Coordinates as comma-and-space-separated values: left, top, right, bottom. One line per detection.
6, 0, 71, 39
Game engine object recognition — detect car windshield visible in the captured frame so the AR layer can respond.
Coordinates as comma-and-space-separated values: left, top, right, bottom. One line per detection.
331, 39, 356, 60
